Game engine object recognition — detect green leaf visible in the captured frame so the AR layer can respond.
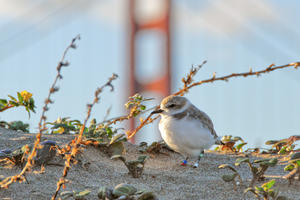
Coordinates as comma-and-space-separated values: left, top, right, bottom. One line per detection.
279, 146, 288, 154
244, 187, 255, 194
268, 158, 278, 166
291, 152, 300, 160
9, 100, 18, 106
106, 127, 113, 138
276, 196, 289, 200
262, 179, 275, 191
214, 146, 220, 151
218, 164, 238, 173
113, 183, 137, 197
254, 158, 270, 163
60, 191, 73, 199
235, 158, 249, 166
218, 164, 230, 169
233, 136, 243, 142
7, 95, 17, 102
286, 144, 295, 152
133, 110, 139, 117
268, 189, 275, 197
0, 99, 7, 105
17, 92, 24, 104
255, 186, 264, 192
255, 158, 278, 167
140, 105, 146, 110
109, 142, 125, 156
265, 140, 279, 145
221, 135, 232, 142
137, 155, 148, 163
221, 174, 237, 182
111, 155, 126, 162
29, 98, 36, 112
284, 164, 294, 171
251, 166, 258, 174
25, 107, 31, 118
74, 189, 91, 199
236, 142, 247, 151
109, 133, 126, 145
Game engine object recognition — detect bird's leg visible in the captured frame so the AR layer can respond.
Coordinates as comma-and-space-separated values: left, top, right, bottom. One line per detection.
180, 156, 189, 166
193, 150, 204, 168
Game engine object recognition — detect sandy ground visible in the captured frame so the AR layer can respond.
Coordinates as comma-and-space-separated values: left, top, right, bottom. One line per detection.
0, 127, 299, 200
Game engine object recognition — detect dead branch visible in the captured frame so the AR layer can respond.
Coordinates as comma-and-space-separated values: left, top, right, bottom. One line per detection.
0, 35, 80, 189
127, 61, 300, 139
51, 73, 118, 200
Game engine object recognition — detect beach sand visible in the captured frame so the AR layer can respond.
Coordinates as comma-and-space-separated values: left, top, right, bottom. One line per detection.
0, 127, 299, 200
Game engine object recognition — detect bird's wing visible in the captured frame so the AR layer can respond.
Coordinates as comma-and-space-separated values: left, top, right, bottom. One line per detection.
188, 105, 219, 140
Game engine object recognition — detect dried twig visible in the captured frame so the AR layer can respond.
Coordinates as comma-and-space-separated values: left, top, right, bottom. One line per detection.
97, 106, 157, 127
127, 108, 160, 139
0, 35, 80, 189
174, 62, 300, 96
127, 61, 300, 139
51, 73, 118, 200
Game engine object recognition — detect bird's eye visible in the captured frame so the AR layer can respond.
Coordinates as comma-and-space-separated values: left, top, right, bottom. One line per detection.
167, 104, 176, 108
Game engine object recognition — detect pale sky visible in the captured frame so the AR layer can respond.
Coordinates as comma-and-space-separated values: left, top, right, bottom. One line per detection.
0, 0, 300, 148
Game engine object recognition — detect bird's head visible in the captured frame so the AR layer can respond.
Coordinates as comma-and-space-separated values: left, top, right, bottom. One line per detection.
151, 95, 189, 116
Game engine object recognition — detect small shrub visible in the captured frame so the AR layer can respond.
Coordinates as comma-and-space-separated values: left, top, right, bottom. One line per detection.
244, 179, 287, 200
111, 155, 148, 178
235, 157, 278, 187
218, 164, 242, 189
46, 117, 81, 134
283, 152, 300, 185
98, 183, 157, 200
0, 91, 36, 117
0, 121, 30, 132
265, 135, 300, 154
215, 135, 247, 153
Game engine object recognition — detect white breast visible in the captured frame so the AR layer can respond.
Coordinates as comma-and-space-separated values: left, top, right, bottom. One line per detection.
159, 115, 215, 157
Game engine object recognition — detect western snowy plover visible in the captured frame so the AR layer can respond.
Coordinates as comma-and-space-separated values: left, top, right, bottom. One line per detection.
151, 95, 222, 168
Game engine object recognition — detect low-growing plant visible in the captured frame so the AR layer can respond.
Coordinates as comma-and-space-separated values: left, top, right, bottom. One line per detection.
46, 117, 82, 134
218, 164, 243, 190
124, 93, 153, 117
215, 135, 247, 153
244, 179, 287, 200
219, 157, 279, 188
244, 148, 261, 154
0, 140, 57, 167
111, 155, 148, 178
60, 189, 91, 200
0, 144, 31, 167
138, 141, 172, 154
235, 157, 278, 187
265, 135, 300, 154
98, 183, 157, 200
283, 152, 300, 185
0, 120, 30, 132
78, 119, 127, 158
98, 93, 155, 129
0, 91, 36, 117
84, 119, 124, 143
76, 93, 154, 159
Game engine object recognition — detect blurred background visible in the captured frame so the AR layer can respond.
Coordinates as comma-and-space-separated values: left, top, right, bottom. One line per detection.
0, 0, 299, 148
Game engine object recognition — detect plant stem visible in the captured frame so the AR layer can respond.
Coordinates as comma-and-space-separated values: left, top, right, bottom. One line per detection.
0, 104, 14, 112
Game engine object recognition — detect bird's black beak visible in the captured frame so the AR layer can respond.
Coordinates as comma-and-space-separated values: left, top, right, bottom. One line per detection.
151, 109, 164, 114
